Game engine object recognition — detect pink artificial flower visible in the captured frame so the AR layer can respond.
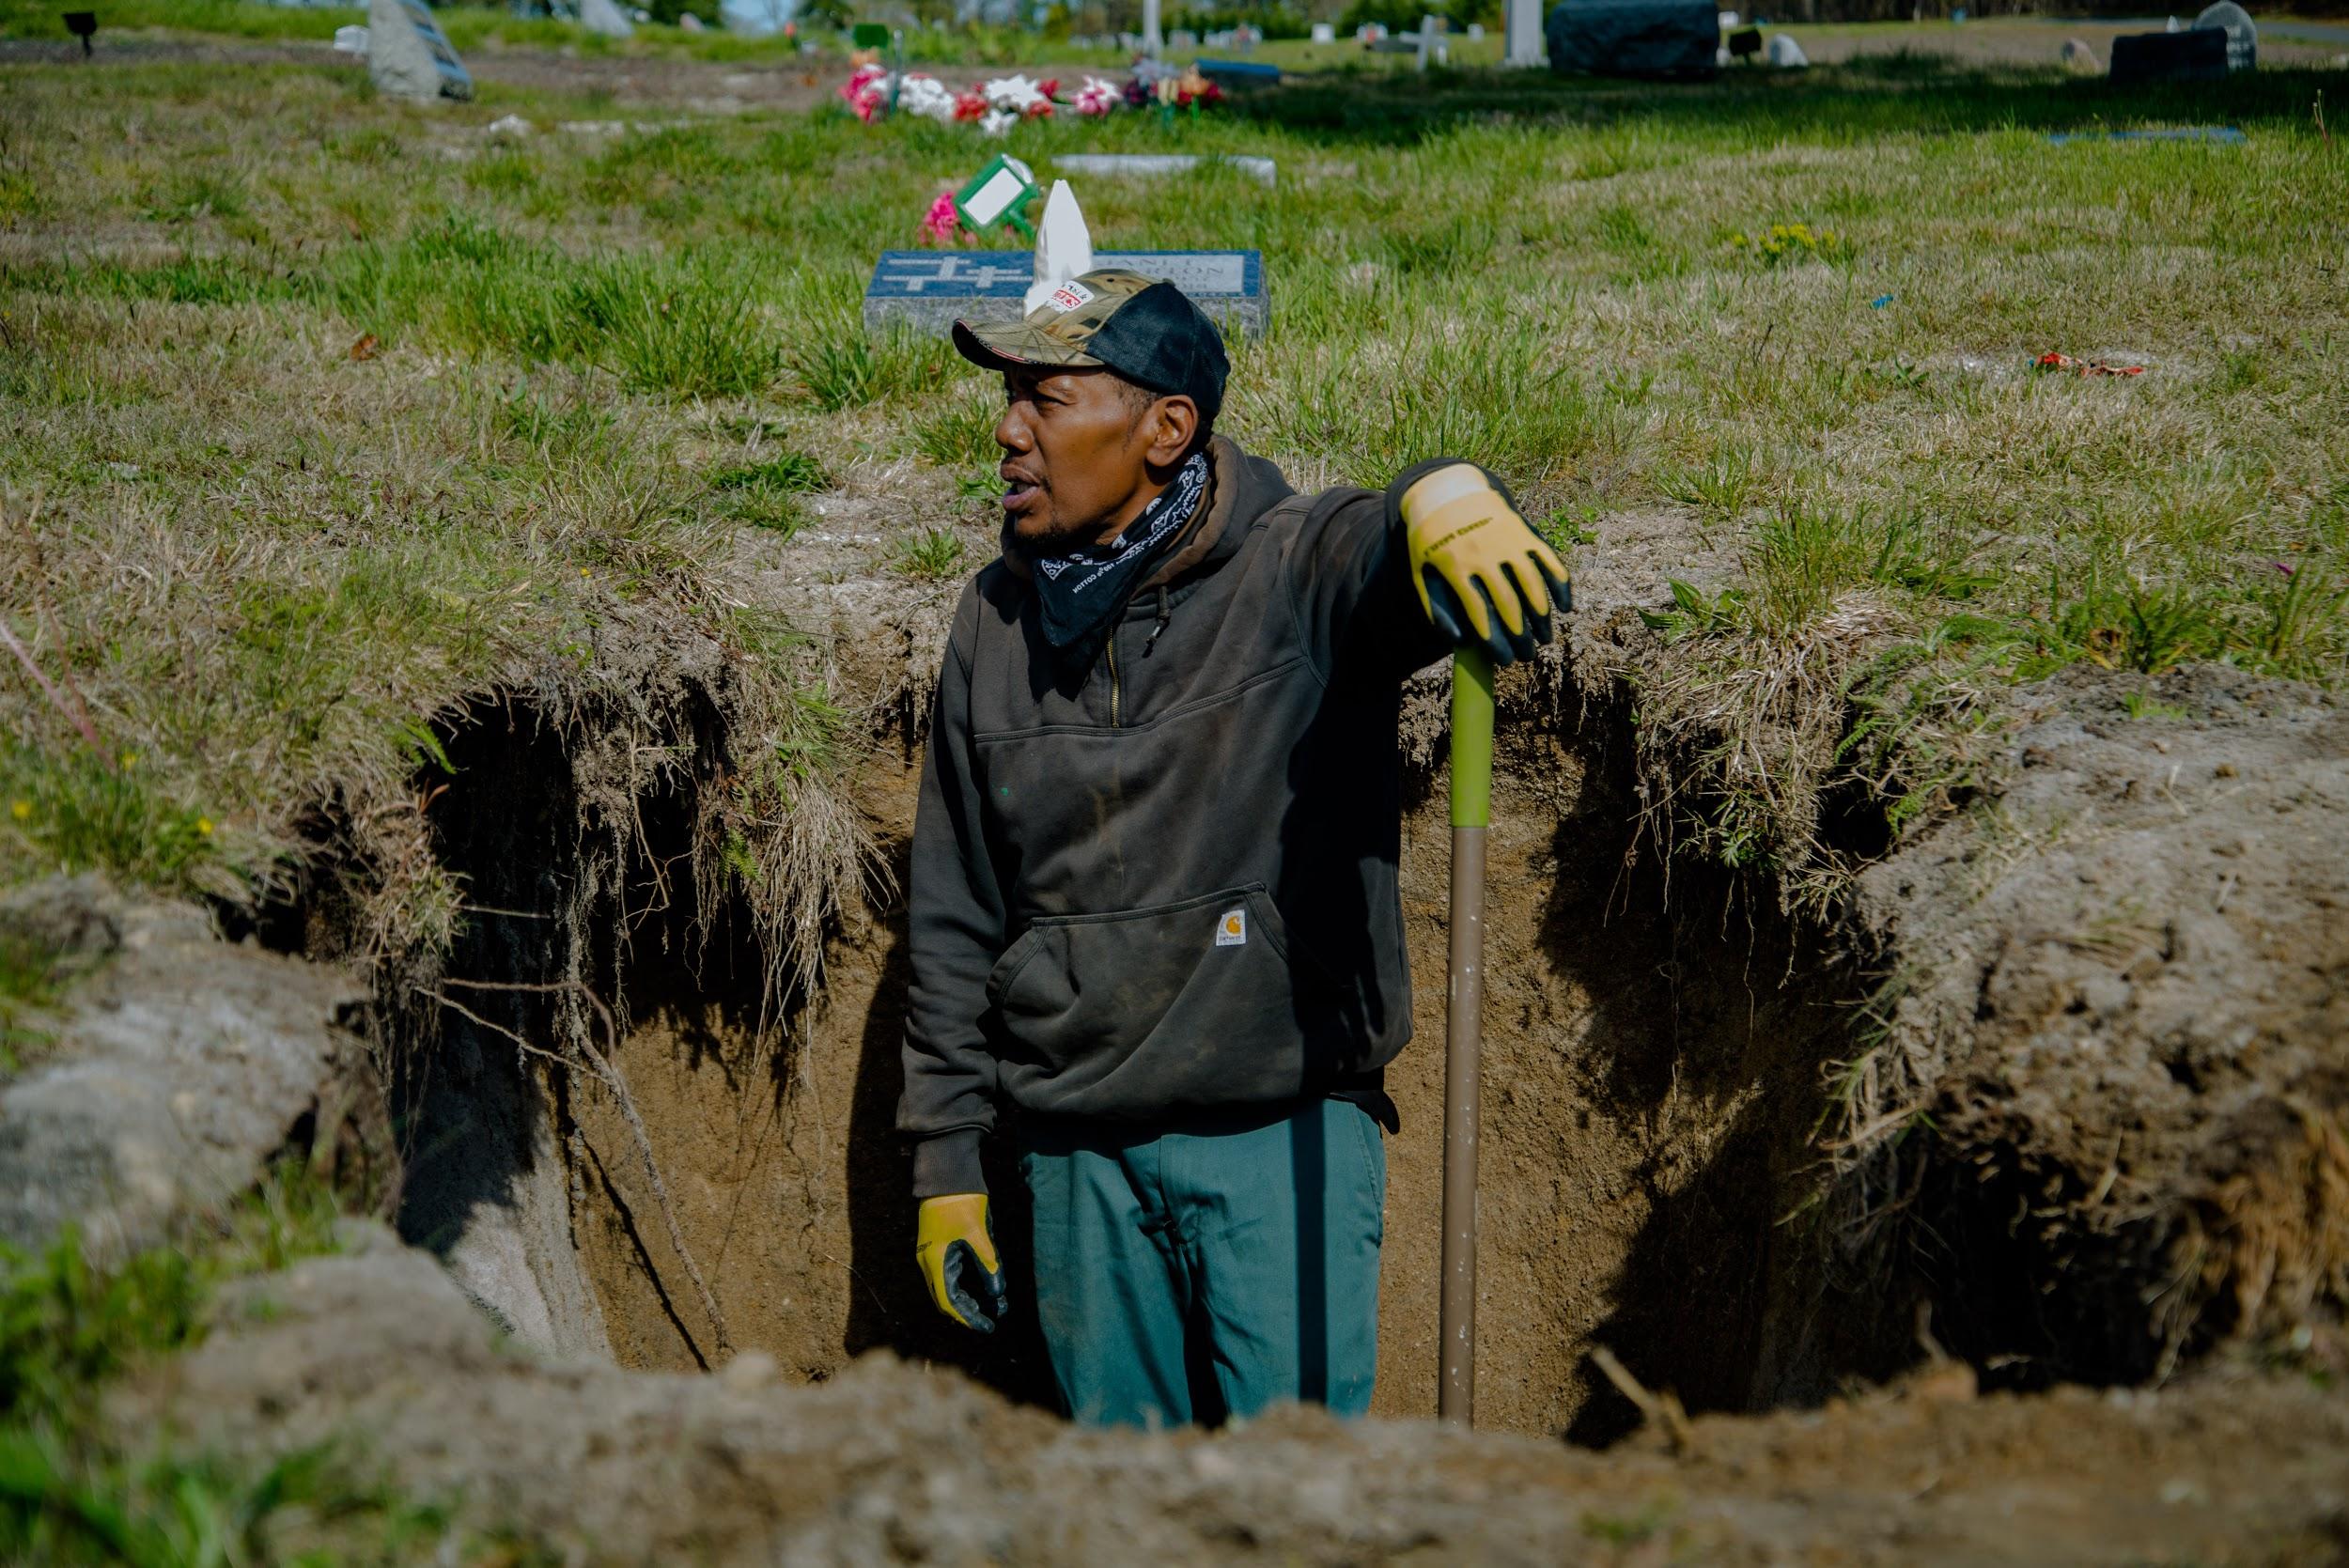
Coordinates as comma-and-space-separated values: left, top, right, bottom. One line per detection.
920, 193, 960, 246
1037, 78, 1060, 100
839, 64, 887, 124
954, 90, 988, 121
1025, 98, 1054, 118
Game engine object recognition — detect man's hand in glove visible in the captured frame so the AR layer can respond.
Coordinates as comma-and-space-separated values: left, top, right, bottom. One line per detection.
1400, 463, 1571, 667
916, 1193, 1008, 1333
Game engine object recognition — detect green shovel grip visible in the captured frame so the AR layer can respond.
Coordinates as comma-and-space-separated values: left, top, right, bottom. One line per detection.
1449, 645, 1494, 830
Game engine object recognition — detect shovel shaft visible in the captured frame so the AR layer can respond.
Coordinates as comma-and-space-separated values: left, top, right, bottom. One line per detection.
1439, 646, 1494, 1425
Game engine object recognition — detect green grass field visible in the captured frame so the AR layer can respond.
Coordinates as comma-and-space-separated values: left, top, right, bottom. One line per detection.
0, 0, 1141, 64
0, 40, 2343, 916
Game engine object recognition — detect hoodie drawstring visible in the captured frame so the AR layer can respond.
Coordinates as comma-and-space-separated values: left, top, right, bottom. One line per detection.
1143, 587, 1172, 658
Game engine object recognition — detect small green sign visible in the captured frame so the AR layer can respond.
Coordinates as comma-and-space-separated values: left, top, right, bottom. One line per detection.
953, 153, 1040, 241
851, 22, 889, 46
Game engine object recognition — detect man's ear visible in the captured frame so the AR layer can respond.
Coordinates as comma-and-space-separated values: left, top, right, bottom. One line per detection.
1143, 396, 1199, 468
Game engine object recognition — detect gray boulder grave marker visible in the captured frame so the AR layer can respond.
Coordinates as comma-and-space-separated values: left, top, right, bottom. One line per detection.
581, 0, 635, 39
368, 0, 473, 102
863, 249, 1267, 341
2193, 0, 2256, 70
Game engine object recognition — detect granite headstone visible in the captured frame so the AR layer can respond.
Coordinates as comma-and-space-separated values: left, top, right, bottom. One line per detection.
1548, 0, 1720, 76
2108, 24, 2227, 84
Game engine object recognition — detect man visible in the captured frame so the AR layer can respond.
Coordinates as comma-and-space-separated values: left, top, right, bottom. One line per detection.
898, 268, 1567, 1427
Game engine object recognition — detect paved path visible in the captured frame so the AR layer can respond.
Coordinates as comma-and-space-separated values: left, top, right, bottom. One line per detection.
2039, 14, 2349, 44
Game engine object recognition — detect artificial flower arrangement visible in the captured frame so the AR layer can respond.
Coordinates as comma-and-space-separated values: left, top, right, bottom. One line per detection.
840, 62, 1221, 136
920, 191, 965, 244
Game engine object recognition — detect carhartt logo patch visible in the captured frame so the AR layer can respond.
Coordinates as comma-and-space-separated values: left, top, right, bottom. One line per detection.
1216, 908, 1247, 947
1048, 280, 1096, 312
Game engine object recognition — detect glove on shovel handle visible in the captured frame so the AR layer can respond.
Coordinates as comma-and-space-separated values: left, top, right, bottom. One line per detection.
1440, 645, 1493, 1425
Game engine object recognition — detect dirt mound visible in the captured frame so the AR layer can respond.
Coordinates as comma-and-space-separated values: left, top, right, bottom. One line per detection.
123, 1222, 2349, 1566
1851, 664, 2349, 1384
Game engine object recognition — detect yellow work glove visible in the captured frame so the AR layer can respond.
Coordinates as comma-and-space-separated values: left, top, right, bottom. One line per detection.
1400, 463, 1571, 668
915, 1193, 1007, 1333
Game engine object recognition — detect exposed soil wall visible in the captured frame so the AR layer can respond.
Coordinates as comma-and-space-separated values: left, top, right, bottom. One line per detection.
389, 666, 1896, 1437
372, 569, 2349, 1443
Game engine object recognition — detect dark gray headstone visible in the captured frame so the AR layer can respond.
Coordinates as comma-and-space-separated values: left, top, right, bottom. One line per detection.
2192, 1, 2255, 70
1547, 0, 1719, 78
863, 250, 1267, 341
2108, 25, 2227, 85
367, 0, 473, 103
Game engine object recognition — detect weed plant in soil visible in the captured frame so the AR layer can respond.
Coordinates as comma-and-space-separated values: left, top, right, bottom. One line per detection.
0, 50, 2342, 950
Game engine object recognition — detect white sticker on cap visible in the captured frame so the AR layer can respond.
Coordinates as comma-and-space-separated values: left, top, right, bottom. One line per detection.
1049, 280, 1097, 313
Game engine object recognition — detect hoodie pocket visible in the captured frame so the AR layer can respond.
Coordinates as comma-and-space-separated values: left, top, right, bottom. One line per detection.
984, 884, 1319, 1112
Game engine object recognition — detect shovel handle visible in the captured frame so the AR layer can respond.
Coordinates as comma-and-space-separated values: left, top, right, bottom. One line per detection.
1439, 645, 1493, 1425
1449, 644, 1494, 830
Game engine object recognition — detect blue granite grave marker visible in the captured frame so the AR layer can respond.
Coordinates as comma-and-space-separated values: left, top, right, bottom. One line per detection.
863, 250, 1267, 340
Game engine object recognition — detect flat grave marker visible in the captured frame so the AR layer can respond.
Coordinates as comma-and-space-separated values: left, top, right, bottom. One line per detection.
1054, 153, 1276, 187
863, 250, 1267, 340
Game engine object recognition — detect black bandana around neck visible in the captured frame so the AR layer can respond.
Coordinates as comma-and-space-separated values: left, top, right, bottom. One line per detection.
1031, 449, 1210, 658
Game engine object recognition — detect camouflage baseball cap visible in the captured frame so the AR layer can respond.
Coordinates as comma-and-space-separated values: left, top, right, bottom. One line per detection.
952, 268, 1229, 423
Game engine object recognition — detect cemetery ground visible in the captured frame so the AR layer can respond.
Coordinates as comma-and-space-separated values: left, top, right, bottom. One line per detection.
3, 31, 2349, 1566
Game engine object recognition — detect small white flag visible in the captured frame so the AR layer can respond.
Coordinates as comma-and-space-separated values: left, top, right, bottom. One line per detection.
1024, 180, 1095, 316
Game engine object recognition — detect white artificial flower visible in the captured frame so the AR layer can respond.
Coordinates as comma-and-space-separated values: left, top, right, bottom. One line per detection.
982, 72, 1046, 113
898, 73, 958, 123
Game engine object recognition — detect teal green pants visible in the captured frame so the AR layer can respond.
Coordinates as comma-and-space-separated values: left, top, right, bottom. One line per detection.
1018, 1097, 1386, 1428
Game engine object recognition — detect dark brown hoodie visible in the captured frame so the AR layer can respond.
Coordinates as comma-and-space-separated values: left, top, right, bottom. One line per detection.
898, 435, 1459, 1196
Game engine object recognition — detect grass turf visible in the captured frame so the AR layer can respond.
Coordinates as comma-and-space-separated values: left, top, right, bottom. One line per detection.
0, 45, 2342, 911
